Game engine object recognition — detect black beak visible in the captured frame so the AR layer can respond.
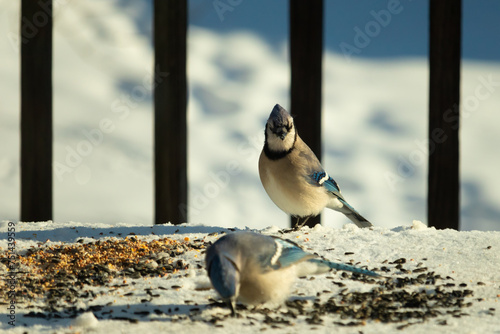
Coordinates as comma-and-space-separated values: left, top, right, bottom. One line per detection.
229, 300, 237, 317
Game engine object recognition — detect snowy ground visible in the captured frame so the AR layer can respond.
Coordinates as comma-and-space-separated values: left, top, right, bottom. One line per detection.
1, 1, 500, 231
1, 221, 499, 333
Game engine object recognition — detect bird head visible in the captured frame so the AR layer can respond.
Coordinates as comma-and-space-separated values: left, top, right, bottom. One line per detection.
206, 237, 241, 315
265, 104, 297, 153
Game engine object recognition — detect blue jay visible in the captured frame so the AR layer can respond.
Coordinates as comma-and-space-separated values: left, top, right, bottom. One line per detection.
259, 104, 372, 228
205, 232, 379, 315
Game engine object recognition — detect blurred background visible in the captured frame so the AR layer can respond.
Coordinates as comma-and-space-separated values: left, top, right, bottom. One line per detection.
1, 0, 499, 230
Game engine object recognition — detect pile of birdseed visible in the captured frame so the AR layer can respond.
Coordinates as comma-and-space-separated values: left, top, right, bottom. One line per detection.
0, 236, 208, 309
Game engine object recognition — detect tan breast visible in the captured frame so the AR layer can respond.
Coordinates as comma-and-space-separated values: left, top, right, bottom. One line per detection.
258, 149, 328, 217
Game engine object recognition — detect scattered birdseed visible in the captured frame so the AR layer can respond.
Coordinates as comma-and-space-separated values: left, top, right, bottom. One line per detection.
391, 258, 407, 264
0, 234, 480, 328
134, 311, 150, 316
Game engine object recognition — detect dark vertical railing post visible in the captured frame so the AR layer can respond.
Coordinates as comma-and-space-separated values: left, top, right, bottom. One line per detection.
21, 0, 53, 222
289, 0, 324, 228
154, 0, 188, 225
428, 0, 461, 230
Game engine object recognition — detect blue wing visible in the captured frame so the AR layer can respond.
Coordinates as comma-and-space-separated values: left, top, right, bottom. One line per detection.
310, 171, 344, 200
309, 171, 371, 227
268, 237, 315, 269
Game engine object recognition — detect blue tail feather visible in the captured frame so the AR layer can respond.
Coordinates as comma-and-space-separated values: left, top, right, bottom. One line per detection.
308, 258, 380, 277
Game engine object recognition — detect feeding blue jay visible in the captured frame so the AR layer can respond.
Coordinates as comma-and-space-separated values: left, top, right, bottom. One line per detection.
205, 232, 379, 315
259, 104, 372, 228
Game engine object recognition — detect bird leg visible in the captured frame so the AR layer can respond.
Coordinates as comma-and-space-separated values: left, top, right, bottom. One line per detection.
293, 216, 310, 230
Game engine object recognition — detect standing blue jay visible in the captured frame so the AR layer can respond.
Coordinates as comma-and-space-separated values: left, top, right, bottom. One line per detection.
259, 104, 372, 228
205, 232, 379, 315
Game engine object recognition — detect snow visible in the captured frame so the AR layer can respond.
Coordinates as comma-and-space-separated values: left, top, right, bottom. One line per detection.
1, 221, 499, 333
71, 311, 99, 328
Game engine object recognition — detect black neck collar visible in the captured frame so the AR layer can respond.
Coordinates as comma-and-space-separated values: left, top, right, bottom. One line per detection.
264, 144, 293, 160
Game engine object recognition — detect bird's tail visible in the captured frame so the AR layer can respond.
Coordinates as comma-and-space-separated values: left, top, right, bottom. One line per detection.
339, 198, 373, 228
308, 258, 380, 277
